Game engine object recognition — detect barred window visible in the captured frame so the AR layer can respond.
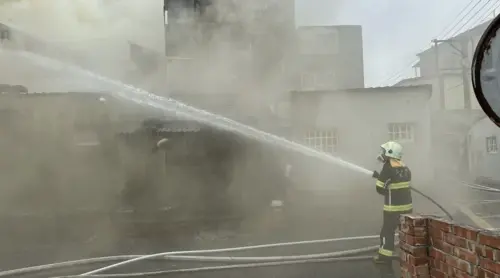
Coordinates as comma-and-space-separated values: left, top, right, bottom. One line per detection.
304, 129, 337, 154
486, 136, 498, 154
388, 123, 415, 142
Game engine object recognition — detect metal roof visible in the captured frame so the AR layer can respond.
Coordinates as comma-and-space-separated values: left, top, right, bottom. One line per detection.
291, 84, 432, 96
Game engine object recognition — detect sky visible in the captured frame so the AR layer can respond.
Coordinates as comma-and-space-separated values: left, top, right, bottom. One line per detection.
296, 0, 496, 86
0, 0, 497, 87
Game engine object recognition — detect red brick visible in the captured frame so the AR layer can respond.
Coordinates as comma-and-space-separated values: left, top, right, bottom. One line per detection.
430, 248, 447, 262
433, 240, 453, 253
479, 231, 500, 249
400, 241, 428, 257
432, 259, 448, 273
466, 239, 477, 252
401, 223, 428, 237
478, 267, 500, 278
480, 258, 500, 274
454, 224, 481, 241
428, 217, 453, 233
445, 267, 474, 278
430, 230, 444, 246
401, 252, 429, 266
430, 258, 439, 269
401, 261, 430, 275
430, 268, 448, 278
477, 245, 500, 260
401, 214, 428, 227
453, 246, 479, 264
445, 254, 475, 274
401, 233, 429, 246
432, 260, 473, 277
444, 233, 468, 249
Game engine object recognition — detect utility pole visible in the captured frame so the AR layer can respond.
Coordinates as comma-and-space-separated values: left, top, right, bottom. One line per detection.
433, 38, 471, 110
460, 39, 471, 109
432, 39, 445, 110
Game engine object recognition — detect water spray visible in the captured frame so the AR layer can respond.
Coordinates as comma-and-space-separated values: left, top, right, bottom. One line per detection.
0, 48, 454, 277
9, 49, 452, 219
0, 23, 456, 277
9, 49, 372, 176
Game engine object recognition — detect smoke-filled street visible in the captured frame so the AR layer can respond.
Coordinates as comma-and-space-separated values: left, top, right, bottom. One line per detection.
0, 183, 473, 277
1, 0, 500, 277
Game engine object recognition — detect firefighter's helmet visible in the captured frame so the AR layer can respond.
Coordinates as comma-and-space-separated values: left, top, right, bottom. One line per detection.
378, 141, 403, 161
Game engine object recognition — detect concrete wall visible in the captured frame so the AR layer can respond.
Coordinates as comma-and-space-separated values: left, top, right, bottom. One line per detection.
400, 214, 500, 277
467, 117, 500, 182
295, 25, 364, 90
413, 21, 489, 112
0, 93, 126, 212
289, 85, 433, 188
395, 75, 481, 112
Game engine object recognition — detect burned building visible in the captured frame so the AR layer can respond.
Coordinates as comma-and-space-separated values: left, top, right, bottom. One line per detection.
0, 87, 291, 241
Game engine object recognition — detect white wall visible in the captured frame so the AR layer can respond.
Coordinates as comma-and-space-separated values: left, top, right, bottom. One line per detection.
291, 86, 433, 187
468, 117, 500, 180
397, 75, 480, 111
442, 75, 480, 110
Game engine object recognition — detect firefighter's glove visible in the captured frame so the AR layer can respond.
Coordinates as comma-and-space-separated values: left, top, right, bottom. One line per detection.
372, 171, 379, 179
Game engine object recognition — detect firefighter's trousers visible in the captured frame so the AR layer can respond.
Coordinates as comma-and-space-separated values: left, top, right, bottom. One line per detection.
378, 210, 412, 259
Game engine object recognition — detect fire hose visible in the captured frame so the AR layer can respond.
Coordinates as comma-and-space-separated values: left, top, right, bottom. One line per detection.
54, 256, 376, 278
0, 186, 455, 278
70, 187, 451, 277
0, 235, 386, 277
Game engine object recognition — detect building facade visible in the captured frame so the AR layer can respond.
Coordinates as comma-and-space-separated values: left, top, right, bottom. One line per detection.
467, 116, 500, 185
162, 0, 296, 93
289, 85, 433, 188
412, 22, 488, 111
294, 25, 364, 91
395, 21, 492, 180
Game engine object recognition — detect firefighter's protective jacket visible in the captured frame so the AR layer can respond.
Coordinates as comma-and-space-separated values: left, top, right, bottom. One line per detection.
375, 159, 412, 213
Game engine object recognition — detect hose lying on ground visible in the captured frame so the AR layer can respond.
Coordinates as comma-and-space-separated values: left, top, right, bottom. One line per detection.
461, 181, 500, 193
158, 244, 379, 263
80, 184, 452, 276
79, 238, 391, 276
0, 234, 392, 277
0, 186, 453, 277
52, 256, 376, 278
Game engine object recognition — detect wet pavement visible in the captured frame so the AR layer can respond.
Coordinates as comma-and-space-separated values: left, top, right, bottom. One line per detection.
0, 184, 473, 277
456, 182, 500, 230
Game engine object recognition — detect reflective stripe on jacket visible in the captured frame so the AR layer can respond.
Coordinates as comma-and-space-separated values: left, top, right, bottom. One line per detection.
375, 159, 412, 213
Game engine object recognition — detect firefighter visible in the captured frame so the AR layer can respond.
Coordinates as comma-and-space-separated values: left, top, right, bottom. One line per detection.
371, 141, 412, 264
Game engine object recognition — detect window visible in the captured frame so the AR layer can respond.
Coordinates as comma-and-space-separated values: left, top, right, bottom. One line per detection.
388, 123, 415, 142
486, 136, 498, 154
304, 129, 338, 154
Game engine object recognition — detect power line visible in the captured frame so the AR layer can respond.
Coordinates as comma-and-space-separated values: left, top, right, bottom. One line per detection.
379, 0, 499, 86
441, 0, 489, 39
462, 0, 500, 31
448, 0, 497, 38
435, 0, 477, 39
379, 59, 419, 86
376, 1, 485, 86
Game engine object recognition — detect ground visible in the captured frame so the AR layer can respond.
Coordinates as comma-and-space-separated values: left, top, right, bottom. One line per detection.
453, 182, 500, 230
0, 181, 492, 277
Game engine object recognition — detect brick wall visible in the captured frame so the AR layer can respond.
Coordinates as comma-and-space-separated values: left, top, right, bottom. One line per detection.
400, 214, 500, 277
